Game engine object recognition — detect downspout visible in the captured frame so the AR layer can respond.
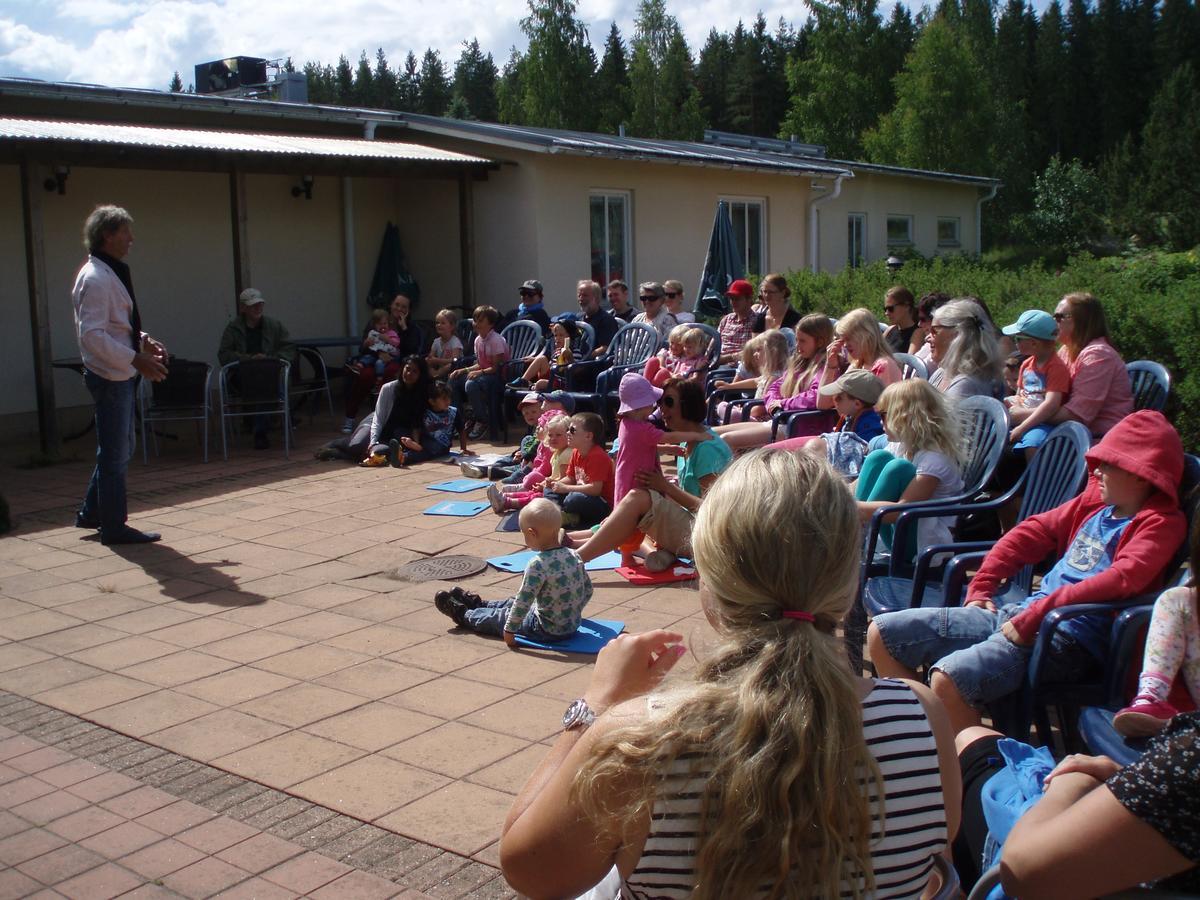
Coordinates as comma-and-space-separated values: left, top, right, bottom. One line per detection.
807, 175, 844, 274
976, 183, 999, 256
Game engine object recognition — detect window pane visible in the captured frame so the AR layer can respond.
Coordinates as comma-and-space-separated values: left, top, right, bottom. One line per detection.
887, 215, 911, 244
746, 204, 762, 275
607, 196, 626, 283
590, 196, 607, 284
938, 217, 960, 245
848, 214, 864, 268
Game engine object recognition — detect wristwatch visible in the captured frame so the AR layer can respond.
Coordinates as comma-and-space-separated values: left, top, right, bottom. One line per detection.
562, 698, 596, 731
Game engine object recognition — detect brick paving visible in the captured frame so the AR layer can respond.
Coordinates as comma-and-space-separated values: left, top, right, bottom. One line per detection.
0, 421, 711, 896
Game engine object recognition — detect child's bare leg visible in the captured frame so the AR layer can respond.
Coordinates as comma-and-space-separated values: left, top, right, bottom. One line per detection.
867, 622, 919, 679
521, 357, 549, 382
930, 669, 984, 733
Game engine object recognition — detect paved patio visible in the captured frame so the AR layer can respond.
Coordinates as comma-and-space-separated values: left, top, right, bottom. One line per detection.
0, 421, 711, 895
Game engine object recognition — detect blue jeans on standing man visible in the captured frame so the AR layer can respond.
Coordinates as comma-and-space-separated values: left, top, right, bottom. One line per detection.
79, 370, 137, 537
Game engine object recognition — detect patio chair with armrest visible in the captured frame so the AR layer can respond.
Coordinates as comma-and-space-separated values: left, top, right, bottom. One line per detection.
1127, 360, 1170, 413
218, 358, 291, 459
561, 321, 659, 416
139, 358, 212, 463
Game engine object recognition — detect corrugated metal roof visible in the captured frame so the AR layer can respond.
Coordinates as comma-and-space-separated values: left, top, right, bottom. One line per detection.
0, 117, 492, 165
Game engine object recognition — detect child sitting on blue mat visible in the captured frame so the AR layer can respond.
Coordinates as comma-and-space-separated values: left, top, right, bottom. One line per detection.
434, 498, 593, 648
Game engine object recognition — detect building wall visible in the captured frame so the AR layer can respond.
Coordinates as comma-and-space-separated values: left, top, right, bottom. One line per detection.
0, 165, 465, 442
817, 172, 983, 272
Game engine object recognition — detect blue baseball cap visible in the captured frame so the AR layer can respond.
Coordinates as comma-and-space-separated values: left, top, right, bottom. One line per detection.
1002, 309, 1058, 341
537, 390, 576, 414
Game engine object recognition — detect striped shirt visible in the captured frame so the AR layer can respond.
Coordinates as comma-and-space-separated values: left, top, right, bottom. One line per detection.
621, 679, 947, 899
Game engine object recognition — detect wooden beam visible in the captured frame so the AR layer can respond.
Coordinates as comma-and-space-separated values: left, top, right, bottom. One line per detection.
19, 156, 60, 455
229, 168, 250, 296
458, 169, 476, 312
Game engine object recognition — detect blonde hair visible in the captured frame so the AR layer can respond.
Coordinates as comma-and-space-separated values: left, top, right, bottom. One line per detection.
682, 327, 707, 354
574, 450, 882, 898
543, 414, 571, 442
837, 307, 895, 370
780, 313, 834, 397
877, 379, 964, 463
742, 330, 790, 379
370, 308, 389, 325
668, 323, 692, 345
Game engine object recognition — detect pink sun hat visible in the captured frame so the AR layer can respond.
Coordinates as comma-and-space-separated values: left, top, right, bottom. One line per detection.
618, 372, 663, 415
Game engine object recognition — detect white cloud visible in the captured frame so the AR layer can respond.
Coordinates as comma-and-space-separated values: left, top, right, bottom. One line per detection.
57, 0, 148, 26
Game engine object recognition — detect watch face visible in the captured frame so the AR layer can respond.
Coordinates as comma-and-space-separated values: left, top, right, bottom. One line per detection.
563, 698, 585, 728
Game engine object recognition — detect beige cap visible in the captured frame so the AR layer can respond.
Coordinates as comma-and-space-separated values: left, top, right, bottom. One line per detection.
238, 288, 265, 306
818, 369, 884, 405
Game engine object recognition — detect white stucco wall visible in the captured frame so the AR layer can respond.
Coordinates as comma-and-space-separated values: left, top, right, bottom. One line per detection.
0, 165, 34, 421
817, 171, 984, 272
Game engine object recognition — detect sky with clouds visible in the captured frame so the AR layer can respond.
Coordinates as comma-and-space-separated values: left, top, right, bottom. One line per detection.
0, 0, 822, 92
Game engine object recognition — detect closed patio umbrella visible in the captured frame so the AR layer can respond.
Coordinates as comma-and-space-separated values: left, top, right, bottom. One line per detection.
367, 222, 421, 311
693, 201, 744, 318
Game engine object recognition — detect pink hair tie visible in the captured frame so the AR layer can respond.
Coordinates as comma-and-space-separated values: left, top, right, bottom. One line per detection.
781, 610, 815, 623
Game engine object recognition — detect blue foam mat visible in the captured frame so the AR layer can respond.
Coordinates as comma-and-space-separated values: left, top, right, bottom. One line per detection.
427, 479, 490, 493
487, 549, 623, 572
515, 618, 625, 653
424, 500, 490, 517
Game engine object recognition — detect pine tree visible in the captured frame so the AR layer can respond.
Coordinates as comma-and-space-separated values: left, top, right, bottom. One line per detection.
658, 29, 705, 139
353, 51, 374, 106
334, 55, 354, 104
302, 61, 336, 104
1155, 0, 1200, 82
1032, 1, 1069, 162
374, 48, 398, 110
397, 52, 420, 111
168, 71, 183, 92
627, 0, 703, 138
453, 39, 499, 121
696, 29, 734, 132
1063, 0, 1094, 161
418, 49, 451, 117
594, 23, 632, 133
1132, 62, 1200, 248
496, 48, 526, 124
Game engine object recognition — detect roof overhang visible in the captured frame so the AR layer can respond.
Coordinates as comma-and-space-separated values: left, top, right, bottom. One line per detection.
0, 116, 496, 178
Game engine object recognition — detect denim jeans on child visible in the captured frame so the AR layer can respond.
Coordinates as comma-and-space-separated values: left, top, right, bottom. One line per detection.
875, 602, 1102, 708
464, 599, 569, 641
459, 373, 499, 428
79, 371, 137, 536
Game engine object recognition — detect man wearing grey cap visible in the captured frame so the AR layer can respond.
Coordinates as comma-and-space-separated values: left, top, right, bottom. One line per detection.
218, 288, 295, 449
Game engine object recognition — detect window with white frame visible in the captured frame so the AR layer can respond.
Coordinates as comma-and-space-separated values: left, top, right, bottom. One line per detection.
589, 191, 631, 286
848, 213, 867, 268
886, 214, 913, 245
723, 197, 767, 276
938, 216, 961, 247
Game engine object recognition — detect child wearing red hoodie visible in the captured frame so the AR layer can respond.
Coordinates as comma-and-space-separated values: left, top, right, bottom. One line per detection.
868, 410, 1187, 733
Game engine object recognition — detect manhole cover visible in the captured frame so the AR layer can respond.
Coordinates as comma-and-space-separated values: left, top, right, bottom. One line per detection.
388, 555, 487, 583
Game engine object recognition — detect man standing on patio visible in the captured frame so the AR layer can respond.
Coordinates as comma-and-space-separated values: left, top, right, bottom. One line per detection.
73, 205, 168, 545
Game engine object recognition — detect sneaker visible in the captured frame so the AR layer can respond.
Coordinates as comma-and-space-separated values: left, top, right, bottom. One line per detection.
450, 587, 484, 610
508, 377, 529, 389
644, 550, 676, 573
487, 484, 505, 514
75, 512, 100, 529
1113, 695, 1177, 738
460, 462, 488, 479
434, 591, 467, 627
387, 439, 404, 468
359, 453, 388, 468
341, 417, 355, 434
313, 447, 340, 461
468, 422, 489, 440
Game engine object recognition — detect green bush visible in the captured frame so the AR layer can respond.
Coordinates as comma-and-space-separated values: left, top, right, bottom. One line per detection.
784, 250, 1200, 448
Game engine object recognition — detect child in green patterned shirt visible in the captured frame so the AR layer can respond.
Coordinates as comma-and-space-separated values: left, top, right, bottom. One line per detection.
434, 499, 593, 648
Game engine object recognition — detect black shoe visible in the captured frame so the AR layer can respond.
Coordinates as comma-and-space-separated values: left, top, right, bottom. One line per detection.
101, 526, 162, 546
75, 513, 100, 529
434, 591, 467, 627
450, 586, 484, 610
254, 433, 270, 450
387, 439, 404, 468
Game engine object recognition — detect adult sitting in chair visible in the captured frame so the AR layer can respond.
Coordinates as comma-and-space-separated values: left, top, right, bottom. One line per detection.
564, 280, 620, 391
218, 288, 296, 449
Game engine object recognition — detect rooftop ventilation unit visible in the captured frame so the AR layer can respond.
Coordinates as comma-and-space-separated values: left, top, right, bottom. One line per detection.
195, 56, 268, 94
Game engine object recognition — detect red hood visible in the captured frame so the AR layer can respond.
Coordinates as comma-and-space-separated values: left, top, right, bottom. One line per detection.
1085, 410, 1183, 503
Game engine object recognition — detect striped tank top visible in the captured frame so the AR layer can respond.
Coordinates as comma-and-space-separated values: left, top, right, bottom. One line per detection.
620, 678, 947, 899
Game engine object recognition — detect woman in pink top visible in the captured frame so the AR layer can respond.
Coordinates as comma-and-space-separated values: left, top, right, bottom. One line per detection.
1048, 292, 1133, 437
712, 314, 833, 450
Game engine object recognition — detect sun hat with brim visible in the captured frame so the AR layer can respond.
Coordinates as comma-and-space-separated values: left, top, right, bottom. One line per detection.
617, 373, 663, 415
817, 369, 884, 405
1085, 410, 1183, 503
1002, 309, 1057, 341
518, 393, 540, 407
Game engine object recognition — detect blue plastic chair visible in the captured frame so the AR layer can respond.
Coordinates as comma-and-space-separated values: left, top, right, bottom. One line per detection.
864, 421, 1091, 617
1127, 360, 1170, 412
689, 322, 722, 375
563, 321, 660, 416
894, 352, 928, 380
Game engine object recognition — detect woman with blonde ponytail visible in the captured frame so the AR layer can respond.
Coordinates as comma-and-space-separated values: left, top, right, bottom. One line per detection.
501, 450, 960, 899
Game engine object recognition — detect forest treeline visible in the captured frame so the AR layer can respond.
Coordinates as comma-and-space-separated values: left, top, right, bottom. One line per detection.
173, 0, 1200, 251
